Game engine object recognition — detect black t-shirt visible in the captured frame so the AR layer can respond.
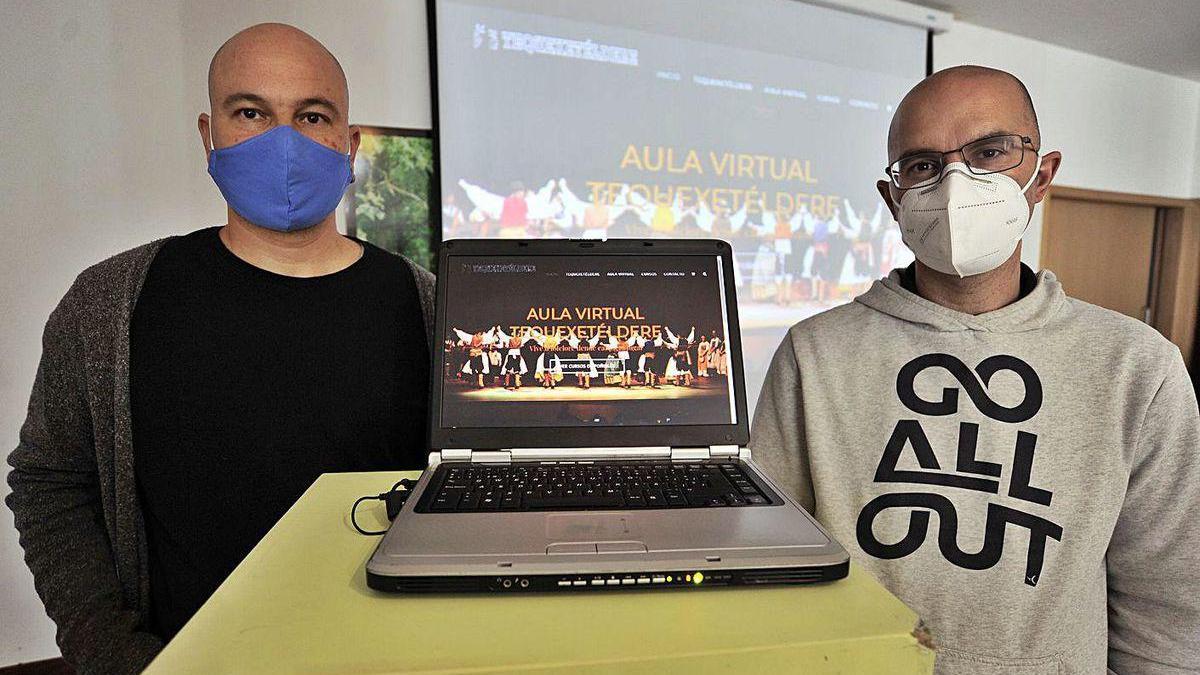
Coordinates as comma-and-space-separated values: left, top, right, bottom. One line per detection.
130, 227, 429, 640
897, 261, 1039, 299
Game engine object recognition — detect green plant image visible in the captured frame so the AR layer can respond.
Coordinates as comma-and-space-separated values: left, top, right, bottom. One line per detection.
348, 132, 436, 271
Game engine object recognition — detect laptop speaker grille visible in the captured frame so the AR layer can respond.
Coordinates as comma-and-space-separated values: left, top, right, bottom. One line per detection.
739, 568, 826, 585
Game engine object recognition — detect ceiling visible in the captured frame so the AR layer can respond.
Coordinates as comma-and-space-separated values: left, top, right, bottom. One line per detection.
908, 0, 1200, 82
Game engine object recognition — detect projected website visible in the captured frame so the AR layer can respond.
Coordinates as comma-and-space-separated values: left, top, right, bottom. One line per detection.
437, 0, 921, 402
441, 255, 735, 428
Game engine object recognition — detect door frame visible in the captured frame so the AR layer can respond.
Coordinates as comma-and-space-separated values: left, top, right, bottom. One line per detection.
1041, 185, 1200, 370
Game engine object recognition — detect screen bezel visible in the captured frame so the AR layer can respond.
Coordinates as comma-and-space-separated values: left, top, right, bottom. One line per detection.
428, 238, 750, 450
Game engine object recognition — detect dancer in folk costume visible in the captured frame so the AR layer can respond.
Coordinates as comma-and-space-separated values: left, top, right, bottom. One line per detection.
486, 335, 502, 384
636, 343, 650, 383
519, 328, 543, 389
496, 327, 529, 389
607, 335, 635, 388
665, 326, 696, 386
658, 327, 681, 386
646, 334, 673, 388
601, 346, 622, 385
534, 333, 564, 388
711, 335, 727, 376
696, 335, 711, 377
630, 334, 650, 386
446, 338, 468, 380
685, 333, 700, 384
453, 327, 496, 388
566, 333, 600, 388
642, 339, 657, 388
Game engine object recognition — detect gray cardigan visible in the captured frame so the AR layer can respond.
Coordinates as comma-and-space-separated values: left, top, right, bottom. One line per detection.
6, 237, 436, 674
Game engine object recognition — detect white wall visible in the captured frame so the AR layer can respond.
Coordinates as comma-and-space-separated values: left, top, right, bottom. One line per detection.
0, 1, 198, 665
2, 2, 1199, 667
933, 20, 1200, 267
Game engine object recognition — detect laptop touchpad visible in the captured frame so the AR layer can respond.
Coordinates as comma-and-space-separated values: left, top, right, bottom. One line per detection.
546, 514, 635, 540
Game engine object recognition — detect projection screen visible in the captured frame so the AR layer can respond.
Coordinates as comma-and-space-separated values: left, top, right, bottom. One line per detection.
432, 0, 928, 407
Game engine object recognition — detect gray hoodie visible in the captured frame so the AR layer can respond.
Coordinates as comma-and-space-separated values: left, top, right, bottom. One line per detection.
751, 267, 1200, 674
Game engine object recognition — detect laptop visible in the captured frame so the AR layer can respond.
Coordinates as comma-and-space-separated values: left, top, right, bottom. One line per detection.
366, 238, 848, 592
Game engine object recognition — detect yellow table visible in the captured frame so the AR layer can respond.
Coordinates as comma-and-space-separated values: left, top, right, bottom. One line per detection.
146, 472, 933, 674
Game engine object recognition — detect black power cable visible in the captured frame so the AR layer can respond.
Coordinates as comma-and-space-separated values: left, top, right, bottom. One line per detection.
350, 478, 418, 536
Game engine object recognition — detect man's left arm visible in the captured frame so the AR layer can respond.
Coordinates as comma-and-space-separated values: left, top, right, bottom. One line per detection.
400, 257, 435, 348
1107, 347, 1200, 674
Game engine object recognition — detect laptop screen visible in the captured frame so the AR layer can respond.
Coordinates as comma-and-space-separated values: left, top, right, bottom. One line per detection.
440, 253, 737, 429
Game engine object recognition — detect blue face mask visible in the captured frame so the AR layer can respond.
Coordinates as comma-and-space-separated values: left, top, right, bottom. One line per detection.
207, 125, 354, 233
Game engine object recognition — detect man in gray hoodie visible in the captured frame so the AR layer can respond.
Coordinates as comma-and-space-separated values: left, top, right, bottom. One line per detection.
752, 65, 1199, 673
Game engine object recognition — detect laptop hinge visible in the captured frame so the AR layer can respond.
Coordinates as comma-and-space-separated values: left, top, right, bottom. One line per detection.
669, 445, 740, 460
670, 447, 710, 460
438, 449, 513, 463
440, 448, 473, 462
710, 444, 740, 457
472, 451, 512, 463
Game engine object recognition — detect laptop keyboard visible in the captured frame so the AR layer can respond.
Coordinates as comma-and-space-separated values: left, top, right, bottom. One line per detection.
423, 461, 773, 512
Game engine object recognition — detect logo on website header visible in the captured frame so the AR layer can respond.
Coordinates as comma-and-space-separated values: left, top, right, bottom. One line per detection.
472, 22, 639, 67
461, 263, 537, 274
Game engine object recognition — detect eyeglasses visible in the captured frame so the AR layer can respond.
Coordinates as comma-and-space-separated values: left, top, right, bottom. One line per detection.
885, 134, 1035, 190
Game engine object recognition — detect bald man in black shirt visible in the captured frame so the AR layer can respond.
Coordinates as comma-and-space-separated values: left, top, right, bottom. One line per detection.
8, 24, 434, 673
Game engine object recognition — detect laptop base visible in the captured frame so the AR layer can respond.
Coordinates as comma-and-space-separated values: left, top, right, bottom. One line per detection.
367, 560, 849, 593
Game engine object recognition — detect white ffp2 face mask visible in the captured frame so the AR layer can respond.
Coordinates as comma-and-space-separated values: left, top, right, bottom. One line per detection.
897, 157, 1041, 277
